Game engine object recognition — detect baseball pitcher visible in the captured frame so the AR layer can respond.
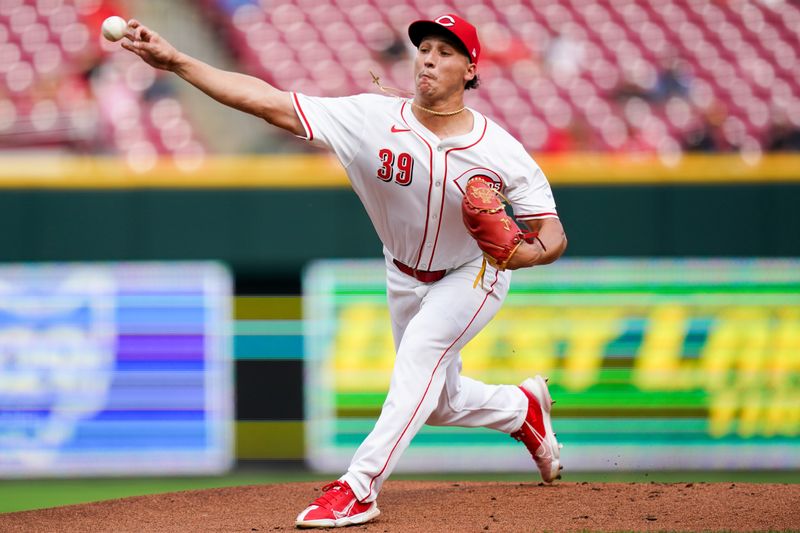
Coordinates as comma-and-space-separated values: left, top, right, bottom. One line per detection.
122, 12, 567, 529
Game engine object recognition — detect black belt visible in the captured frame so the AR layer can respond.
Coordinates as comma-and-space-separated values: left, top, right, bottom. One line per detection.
392, 259, 447, 283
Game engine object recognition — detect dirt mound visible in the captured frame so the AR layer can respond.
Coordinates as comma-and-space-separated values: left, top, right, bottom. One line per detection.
1, 481, 798, 532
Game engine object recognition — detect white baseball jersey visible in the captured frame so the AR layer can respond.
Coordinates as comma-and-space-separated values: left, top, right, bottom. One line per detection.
292, 93, 558, 272
291, 91, 559, 503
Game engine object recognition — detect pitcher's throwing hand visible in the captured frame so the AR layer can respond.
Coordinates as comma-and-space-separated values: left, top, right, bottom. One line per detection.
121, 19, 180, 71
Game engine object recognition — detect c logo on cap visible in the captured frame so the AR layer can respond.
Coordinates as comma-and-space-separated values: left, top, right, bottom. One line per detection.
435, 15, 455, 27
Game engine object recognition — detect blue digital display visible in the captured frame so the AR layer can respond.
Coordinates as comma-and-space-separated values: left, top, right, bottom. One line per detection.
0, 263, 233, 477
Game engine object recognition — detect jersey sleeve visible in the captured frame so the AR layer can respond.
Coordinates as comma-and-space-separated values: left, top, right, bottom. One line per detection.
292, 93, 370, 167
504, 147, 559, 221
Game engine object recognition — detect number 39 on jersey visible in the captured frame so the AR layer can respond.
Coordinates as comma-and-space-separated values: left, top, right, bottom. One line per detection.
377, 149, 414, 186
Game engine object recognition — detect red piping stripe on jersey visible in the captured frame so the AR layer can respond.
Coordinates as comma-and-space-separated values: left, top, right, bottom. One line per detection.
516, 212, 559, 219
293, 93, 313, 141
400, 101, 434, 271
365, 269, 501, 501
428, 116, 488, 267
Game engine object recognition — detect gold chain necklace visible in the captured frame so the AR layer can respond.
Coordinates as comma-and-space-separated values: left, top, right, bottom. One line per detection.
412, 102, 466, 116
370, 70, 466, 117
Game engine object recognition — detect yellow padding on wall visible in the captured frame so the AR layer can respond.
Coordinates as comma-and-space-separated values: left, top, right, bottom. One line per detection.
0, 154, 798, 188
236, 421, 305, 459
0, 155, 345, 189
542, 153, 800, 185
235, 296, 302, 320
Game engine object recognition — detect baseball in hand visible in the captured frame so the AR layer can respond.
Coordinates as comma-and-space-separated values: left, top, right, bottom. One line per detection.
101, 16, 128, 42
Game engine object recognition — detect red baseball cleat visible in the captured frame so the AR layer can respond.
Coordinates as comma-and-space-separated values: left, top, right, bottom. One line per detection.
295, 480, 380, 528
511, 375, 563, 483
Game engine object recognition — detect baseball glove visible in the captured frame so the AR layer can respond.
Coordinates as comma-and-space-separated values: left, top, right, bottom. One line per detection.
462, 177, 534, 287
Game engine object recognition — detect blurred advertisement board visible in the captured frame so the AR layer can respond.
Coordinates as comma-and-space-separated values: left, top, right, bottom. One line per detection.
0, 262, 233, 477
303, 259, 800, 472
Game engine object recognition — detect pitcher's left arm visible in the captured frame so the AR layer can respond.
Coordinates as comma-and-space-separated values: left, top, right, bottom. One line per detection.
505, 217, 567, 269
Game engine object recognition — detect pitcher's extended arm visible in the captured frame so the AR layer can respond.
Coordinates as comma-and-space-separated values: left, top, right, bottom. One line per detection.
121, 19, 303, 135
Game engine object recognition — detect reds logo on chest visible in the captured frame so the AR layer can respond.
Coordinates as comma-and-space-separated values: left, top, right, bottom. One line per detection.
453, 167, 505, 195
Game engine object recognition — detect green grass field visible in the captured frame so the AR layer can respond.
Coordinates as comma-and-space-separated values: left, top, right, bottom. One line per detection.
1, 469, 797, 514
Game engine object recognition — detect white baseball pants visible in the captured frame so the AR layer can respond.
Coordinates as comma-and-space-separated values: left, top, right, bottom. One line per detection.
340, 253, 528, 502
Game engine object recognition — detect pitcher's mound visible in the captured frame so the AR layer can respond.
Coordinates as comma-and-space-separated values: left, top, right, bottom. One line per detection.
1, 481, 798, 532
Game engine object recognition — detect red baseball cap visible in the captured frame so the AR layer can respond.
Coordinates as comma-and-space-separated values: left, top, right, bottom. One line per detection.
408, 14, 481, 64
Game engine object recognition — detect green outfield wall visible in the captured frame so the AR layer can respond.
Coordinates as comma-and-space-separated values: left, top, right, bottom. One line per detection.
0, 154, 799, 273
0, 185, 797, 271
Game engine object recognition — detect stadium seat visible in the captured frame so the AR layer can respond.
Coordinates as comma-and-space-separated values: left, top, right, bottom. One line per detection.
0, 0, 204, 158
207, 0, 800, 151
7, 0, 797, 154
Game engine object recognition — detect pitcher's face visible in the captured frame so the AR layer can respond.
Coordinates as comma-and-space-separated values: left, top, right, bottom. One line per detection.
413, 36, 475, 100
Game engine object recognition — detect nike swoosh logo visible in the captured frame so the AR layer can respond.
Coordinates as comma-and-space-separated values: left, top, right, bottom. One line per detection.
391, 125, 411, 133
333, 499, 356, 519
525, 421, 553, 461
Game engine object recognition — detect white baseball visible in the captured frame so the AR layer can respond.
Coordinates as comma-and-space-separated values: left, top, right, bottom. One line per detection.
101, 16, 128, 42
